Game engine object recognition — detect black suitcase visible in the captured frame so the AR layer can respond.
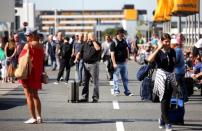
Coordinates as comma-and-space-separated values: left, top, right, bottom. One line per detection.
67, 80, 79, 103
168, 97, 185, 125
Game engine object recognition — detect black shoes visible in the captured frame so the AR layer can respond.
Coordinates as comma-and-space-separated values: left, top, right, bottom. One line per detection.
79, 98, 98, 103
92, 97, 98, 103
79, 98, 88, 102
92, 99, 98, 103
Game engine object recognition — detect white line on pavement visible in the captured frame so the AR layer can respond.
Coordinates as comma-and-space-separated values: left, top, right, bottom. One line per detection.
113, 100, 119, 109
109, 81, 114, 86
111, 88, 114, 95
116, 121, 125, 131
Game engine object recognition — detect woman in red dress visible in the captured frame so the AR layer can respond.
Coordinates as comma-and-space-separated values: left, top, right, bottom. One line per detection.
19, 30, 44, 124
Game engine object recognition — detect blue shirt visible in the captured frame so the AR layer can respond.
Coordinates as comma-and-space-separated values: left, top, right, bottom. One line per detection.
175, 47, 185, 74
193, 62, 202, 74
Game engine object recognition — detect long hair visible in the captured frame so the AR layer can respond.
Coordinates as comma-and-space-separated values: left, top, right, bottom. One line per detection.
7, 38, 16, 49
161, 33, 171, 41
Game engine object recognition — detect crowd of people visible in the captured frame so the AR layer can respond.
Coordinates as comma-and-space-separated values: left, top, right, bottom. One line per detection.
0, 27, 202, 131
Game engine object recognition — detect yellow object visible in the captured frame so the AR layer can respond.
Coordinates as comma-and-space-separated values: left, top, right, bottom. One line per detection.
124, 9, 138, 20
153, 0, 171, 22
172, 0, 199, 16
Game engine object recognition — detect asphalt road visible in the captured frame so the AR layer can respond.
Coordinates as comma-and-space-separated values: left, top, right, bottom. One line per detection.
0, 61, 202, 131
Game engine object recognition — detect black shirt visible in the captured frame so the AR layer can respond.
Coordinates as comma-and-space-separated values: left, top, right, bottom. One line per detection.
110, 38, 128, 63
155, 48, 176, 73
60, 43, 72, 60
81, 41, 101, 63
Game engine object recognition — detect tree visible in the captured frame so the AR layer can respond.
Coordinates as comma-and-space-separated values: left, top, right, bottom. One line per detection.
102, 28, 117, 38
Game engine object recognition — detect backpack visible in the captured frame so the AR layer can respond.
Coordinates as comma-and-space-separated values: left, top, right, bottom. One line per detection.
136, 63, 154, 81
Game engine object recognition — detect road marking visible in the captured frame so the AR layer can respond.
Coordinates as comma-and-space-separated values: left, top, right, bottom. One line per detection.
116, 121, 125, 131
109, 81, 114, 86
111, 89, 114, 95
113, 100, 119, 109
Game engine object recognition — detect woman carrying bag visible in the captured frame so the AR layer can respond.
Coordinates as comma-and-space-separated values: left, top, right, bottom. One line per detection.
147, 33, 177, 131
18, 29, 44, 124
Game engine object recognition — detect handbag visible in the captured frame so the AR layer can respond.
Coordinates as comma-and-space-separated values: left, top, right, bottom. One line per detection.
15, 44, 32, 79
41, 72, 49, 84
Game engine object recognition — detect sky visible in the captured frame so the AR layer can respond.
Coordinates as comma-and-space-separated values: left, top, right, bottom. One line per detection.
28, 0, 157, 20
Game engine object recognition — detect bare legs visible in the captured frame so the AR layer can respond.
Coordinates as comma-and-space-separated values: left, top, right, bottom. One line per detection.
23, 84, 42, 120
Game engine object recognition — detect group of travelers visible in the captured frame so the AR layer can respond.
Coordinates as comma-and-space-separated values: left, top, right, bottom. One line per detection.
0, 26, 202, 131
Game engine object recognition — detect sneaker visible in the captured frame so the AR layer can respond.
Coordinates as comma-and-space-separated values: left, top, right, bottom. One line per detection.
64, 81, 68, 85
109, 81, 114, 86
53, 81, 59, 84
92, 97, 98, 103
37, 116, 42, 124
158, 118, 165, 129
24, 118, 37, 124
114, 92, 120, 96
125, 92, 134, 96
165, 124, 172, 131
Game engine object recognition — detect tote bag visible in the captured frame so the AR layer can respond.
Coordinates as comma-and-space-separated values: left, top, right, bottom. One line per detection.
15, 44, 32, 79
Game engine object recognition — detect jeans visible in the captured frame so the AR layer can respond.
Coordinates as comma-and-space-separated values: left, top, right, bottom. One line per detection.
75, 59, 84, 83
113, 63, 130, 94
50, 56, 57, 70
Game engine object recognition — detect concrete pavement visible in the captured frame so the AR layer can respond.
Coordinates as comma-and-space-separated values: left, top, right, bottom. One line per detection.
0, 61, 202, 131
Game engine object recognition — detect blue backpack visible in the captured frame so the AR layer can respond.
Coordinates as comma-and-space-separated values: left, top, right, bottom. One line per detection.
136, 64, 154, 81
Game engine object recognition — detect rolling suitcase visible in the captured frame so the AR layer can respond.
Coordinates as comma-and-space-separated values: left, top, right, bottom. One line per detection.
67, 80, 79, 103
168, 97, 185, 125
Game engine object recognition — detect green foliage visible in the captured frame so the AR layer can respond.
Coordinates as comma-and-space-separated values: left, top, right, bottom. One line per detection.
102, 28, 117, 38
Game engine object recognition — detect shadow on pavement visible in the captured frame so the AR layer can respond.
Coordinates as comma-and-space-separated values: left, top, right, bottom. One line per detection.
0, 98, 26, 110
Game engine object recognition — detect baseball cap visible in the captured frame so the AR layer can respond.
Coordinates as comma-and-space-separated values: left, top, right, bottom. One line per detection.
24, 28, 33, 36
24, 28, 37, 36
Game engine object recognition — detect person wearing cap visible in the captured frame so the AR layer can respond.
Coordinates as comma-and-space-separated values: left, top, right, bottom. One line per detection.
173, 34, 188, 102
19, 29, 45, 124
110, 28, 133, 96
